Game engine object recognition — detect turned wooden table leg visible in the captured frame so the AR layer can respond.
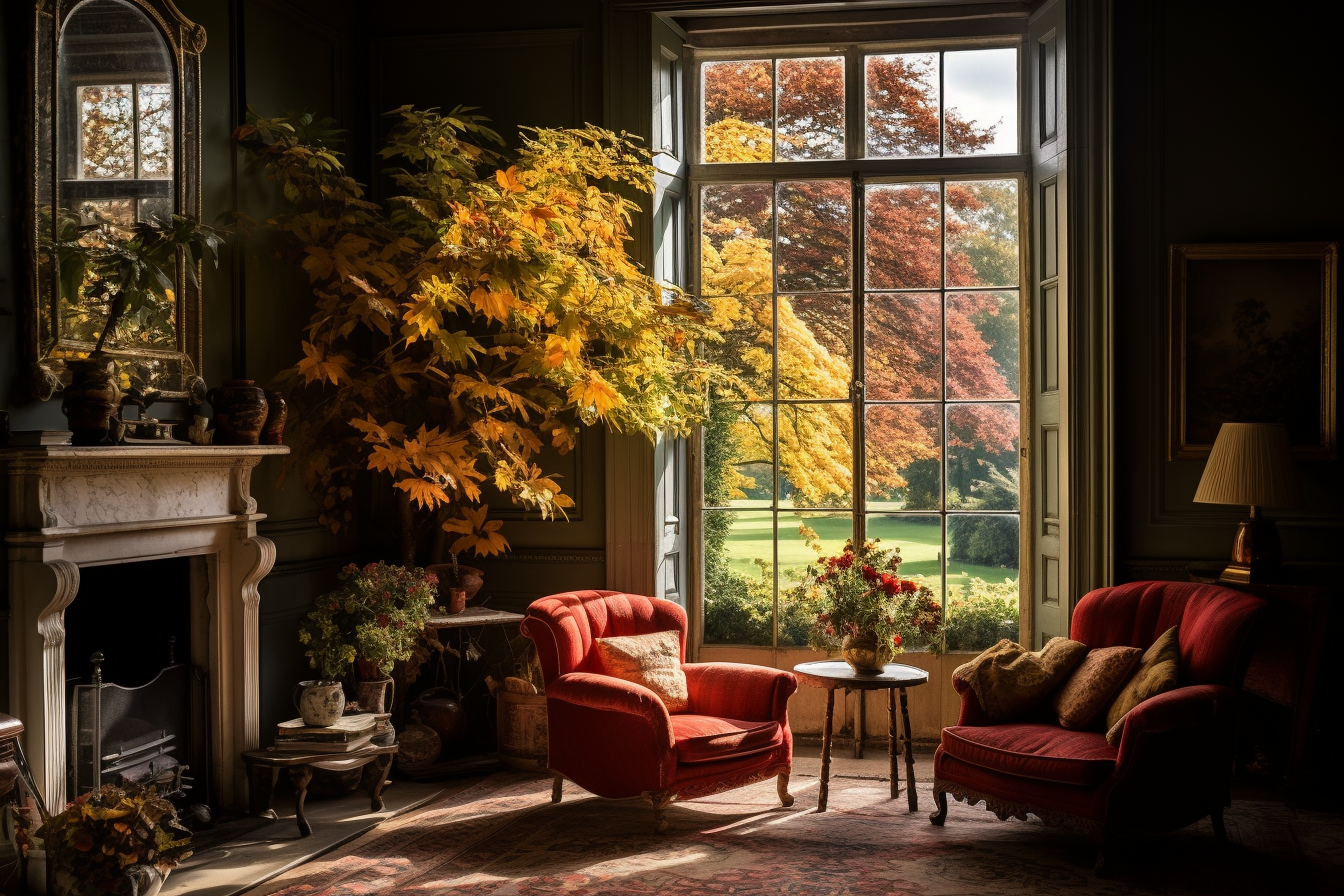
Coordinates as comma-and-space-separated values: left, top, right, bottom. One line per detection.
854, 689, 865, 759
366, 754, 393, 812
887, 687, 899, 800
899, 687, 917, 811
818, 687, 836, 812
289, 765, 314, 837
247, 761, 279, 819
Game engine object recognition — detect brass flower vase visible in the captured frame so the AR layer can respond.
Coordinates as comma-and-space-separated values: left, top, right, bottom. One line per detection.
62, 355, 122, 445
841, 633, 890, 674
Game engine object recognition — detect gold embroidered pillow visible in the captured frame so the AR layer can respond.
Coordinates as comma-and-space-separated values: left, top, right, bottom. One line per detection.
952, 637, 1089, 721
594, 630, 689, 712
1050, 645, 1143, 729
1104, 625, 1180, 746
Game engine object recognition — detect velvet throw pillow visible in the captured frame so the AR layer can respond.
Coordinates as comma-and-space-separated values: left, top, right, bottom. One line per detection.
1104, 625, 1180, 746
594, 630, 689, 712
952, 637, 1088, 722
1051, 645, 1143, 729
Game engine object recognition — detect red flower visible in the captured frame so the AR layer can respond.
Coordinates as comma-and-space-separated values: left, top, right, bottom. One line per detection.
892, 634, 903, 646
817, 613, 830, 623
900, 579, 918, 593
825, 626, 834, 636
835, 555, 853, 569
861, 564, 878, 581
815, 573, 828, 583
880, 574, 899, 596
376, 614, 391, 628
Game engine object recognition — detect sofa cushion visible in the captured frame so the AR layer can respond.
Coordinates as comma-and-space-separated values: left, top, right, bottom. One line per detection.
1051, 645, 1142, 729
941, 723, 1117, 787
1105, 624, 1180, 744
672, 714, 783, 764
594, 629, 689, 712
952, 637, 1089, 722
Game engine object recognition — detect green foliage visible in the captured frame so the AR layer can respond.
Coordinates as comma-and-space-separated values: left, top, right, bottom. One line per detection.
299, 561, 438, 678
945, 577, 1020, 651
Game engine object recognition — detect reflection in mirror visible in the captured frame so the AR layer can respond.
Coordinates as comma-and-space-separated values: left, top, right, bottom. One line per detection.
28, 0, 205, 400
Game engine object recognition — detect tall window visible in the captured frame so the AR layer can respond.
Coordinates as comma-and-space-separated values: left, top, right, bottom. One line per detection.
695, 46, 1024, 651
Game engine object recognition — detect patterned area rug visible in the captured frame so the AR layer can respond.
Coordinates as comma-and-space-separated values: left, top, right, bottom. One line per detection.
246, 771, 1342, 895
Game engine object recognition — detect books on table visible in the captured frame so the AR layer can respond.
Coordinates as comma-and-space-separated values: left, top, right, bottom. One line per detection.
275, 713, 388, 745
271, 733, 374, 753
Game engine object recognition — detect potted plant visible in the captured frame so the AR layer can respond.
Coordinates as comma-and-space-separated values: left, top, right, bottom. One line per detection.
795, 527, 947, 673
19, 782, 192, 896
234, 108, 725, 567
425, 552, 483, 615
44, 210, 222, 445
298, 562, 438, 721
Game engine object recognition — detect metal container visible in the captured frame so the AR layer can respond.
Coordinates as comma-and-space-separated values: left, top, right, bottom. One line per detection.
496, 690, 548, 771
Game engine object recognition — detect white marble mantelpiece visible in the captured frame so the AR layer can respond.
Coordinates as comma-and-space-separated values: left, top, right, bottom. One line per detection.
3, 445, 288, 810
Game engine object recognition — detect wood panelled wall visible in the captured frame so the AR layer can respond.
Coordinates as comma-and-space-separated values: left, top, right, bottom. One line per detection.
1112, 0, 1343, 580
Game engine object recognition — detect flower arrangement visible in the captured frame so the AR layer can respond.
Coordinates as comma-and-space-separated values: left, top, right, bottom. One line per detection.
23, 783, 192, 895
299, 561, 438, 680
796, 528, 946, 663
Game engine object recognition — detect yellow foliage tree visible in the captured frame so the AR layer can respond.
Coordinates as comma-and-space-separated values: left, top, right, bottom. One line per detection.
236, 108, 723, 562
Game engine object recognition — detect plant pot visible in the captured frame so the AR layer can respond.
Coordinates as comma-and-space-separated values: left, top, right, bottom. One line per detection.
62, 356, 121, 445
48, 862, 168, 896
356, 674, 395, 714
841, 633, 891, 674
410, 687, 465, 749
262, 390, 288, 444
497, 689, 548, 771
396, 723, 441, 770
425, 564, 484, 608
293, 680, 346, 727
206, 379, 268, 446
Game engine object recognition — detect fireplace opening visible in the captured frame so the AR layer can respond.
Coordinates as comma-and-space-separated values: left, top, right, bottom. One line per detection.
63, 558, 212, 812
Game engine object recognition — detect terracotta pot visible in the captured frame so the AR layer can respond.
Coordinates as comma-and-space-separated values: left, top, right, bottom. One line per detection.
425, 563, 484, 607
356, 675, 395, 714
293, 679, 346, 727
410, 687, 465, 748
207, 379, 268, 445
841, 633, 891, 675
262, 390, 288, 444
62, 356, 121, 445
396, 723, 441, 770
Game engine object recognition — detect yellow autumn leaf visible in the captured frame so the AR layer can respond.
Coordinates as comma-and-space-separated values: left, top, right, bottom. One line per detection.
567, 373, 621, 417
469, 285, 518, 322
495, 166, 525, 193
296, 340, 352, 386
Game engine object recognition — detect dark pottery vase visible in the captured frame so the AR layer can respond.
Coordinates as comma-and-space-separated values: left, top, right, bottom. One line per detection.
356, 674, 395, 714
841, 632, 891, 674
396, 723, 441, 770
410, 687, 465, 749
262, 390, 288, 444
62, 356, 121, 445
207, 379, 268, 445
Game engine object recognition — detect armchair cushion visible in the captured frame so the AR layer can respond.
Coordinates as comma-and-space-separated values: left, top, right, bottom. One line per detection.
941, 723, 1117, 787
1050, 645, 1142, 728
595, 630, 689, 712
952, 636, 1088, 722
1104, 625, 1180, 743
672, 715, 784, 764
683, 662, 797, 722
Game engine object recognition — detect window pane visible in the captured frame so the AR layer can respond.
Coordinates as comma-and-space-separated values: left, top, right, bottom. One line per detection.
946, 180, 1019, 287
702, 60, 773, 163
138, 196, 173, 223
778, 403, 852, 509
137, 83, 173, 178
946, 403, 1019, 510
865, 53, 939, 158
702, 510, 774, 645
703, 402, 774, 508
776, 57, 845, 161
77, 198, 135, 226
946, 514, 1020, 650
866, 404, 941, 511
865, 513, 943, 604
777, 181, 851, 292
944, 48, 1018, 156
779, 294, 851, 399
778, 511, 850, 646
947, 291, 1019, 400
702, 183, 774, 398
80, 85, 134, 179
865, 183, 940, 290
864, 292, 941, 400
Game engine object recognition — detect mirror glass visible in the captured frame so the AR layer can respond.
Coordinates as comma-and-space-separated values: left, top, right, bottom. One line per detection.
29, 0, 202, 399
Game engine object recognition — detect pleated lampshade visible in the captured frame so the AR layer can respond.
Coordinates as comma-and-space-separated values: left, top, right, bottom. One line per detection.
1193, 422, 1302, 508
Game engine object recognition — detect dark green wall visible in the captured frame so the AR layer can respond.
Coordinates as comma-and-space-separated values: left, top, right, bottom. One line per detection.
1112, 1, 1344, 580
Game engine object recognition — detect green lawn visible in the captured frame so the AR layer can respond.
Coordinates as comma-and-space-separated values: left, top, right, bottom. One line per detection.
714, 511, 1017, 597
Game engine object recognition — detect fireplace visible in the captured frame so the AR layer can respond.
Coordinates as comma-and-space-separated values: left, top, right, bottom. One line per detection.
2, 445, 287, 811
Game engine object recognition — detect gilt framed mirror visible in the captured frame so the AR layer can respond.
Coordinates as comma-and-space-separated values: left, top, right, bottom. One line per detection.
24, 0, 206, 401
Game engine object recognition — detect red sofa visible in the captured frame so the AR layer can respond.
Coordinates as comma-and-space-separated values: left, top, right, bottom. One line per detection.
930, 580, 1266, 872
521, 590, 798, 830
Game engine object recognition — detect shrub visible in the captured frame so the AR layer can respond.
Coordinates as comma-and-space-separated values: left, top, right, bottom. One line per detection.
945, 577, 1020, 651
948, 514, 1019, 569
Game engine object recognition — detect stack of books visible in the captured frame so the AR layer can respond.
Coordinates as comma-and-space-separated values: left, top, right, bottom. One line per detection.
272, 713, 392, 753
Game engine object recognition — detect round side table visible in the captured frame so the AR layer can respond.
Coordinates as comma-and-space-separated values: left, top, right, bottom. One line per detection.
793, 660, 929, 812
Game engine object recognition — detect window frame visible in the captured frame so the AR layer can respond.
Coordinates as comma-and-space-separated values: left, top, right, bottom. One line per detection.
688, 37, 1031, 653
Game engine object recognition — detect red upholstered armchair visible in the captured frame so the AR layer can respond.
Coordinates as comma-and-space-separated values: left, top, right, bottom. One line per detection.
930, 581, 1266, 872
521, 590, 797, 830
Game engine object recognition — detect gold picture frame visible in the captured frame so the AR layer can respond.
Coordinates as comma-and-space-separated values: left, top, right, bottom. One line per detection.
1168, 242, 1337, 460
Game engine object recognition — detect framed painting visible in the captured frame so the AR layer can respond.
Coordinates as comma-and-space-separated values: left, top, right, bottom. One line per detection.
1168, 242, 1337, 460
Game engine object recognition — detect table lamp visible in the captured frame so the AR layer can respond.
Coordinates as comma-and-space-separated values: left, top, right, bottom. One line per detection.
1193, 422, 1302, 584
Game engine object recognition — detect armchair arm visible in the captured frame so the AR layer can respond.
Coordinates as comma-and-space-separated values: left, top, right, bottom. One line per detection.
1113, 684, 1237, 770
683, 663, 797, 723
544, 672, 676, 798
951, 675, 995, 727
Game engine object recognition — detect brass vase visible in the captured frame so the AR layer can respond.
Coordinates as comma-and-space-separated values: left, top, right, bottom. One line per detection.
841, 632, 890, 674
62, 356, 122, 445
207, 379, 268, 445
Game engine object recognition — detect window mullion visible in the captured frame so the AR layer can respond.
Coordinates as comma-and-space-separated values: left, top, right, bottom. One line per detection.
852, 174, 866, 550
771, 178, 781, 650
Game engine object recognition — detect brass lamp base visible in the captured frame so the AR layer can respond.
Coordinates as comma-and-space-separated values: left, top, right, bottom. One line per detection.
1217, 506, 1282, 584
